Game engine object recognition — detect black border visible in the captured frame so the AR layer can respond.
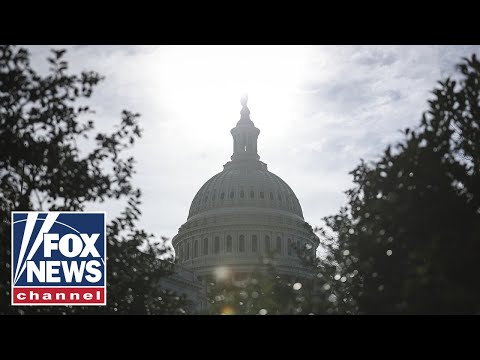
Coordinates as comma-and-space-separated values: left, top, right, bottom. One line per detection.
2, 5, 480, 44
4, 313, 478, 351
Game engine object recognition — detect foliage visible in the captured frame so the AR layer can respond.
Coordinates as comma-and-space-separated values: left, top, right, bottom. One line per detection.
0, 45, 187, 314
203, 233, 341, 315
318, 54, 480, 314
204, 259, 313, 315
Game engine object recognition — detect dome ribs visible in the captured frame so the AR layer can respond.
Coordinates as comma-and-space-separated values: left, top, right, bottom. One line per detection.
187, 167, 304, 219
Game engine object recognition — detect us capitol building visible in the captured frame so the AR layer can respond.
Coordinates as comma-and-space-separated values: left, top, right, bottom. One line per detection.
161, 96, 319, 310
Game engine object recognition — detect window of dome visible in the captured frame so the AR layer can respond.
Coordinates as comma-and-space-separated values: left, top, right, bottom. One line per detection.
214, 236, 220, 254
240, 190, 244, 198
226, 235, 232, 252
220, 192, 225, 200
288, 238, 292, 256
250, 190, 255, 198
212, 194, 216, 201
269, 192, 274, 200
239, 235, 245, 252
203, 238, 208, 255
194, 240, 198, 258
204, 196, 208, 203
260, 191, 264, 199
251, 235, 258, 252
186, 241, 190, 260
230, 191, 234, 199
264, 236, 270, 253
278, 193, 282, 201
276, 236, 282, 253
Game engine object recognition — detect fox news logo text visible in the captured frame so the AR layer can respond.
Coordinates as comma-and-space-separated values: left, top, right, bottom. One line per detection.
11, 212, 106, 306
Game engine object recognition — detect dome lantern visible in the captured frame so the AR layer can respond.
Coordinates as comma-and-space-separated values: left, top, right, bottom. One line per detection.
230, 94, 261, 162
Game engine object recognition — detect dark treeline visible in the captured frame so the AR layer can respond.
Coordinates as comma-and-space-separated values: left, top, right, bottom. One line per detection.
0, 45, 187, 314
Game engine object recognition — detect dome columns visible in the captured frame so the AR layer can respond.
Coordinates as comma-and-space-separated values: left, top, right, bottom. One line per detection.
231, 125, 260, 161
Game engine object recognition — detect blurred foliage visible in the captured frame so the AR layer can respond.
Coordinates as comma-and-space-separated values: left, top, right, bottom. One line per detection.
0, 45, 187, 314
204, 263, 314, 315
317, 54, 480, 314
203, 233, 350, 315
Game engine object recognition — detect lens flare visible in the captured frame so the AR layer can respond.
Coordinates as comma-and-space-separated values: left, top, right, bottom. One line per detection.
214, 266, 231, 281
221, 306, 236, 315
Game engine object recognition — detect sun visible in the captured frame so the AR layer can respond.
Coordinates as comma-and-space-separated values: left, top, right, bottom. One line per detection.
154, 45, 309, 100
149, 45, 311, 143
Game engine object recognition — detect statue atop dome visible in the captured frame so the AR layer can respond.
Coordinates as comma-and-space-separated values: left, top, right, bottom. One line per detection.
239, 93, 251, 123
240, 93, 248, 107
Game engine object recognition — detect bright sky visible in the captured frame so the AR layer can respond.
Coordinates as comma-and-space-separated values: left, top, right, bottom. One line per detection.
26, 45, 480, 250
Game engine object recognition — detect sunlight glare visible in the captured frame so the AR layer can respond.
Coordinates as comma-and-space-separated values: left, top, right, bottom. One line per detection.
151, 45, 311, 144
214, 266, 232, 282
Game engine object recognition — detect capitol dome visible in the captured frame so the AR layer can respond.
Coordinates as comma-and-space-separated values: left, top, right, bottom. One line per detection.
172, 96, 318, 281
188, 164, 304, 220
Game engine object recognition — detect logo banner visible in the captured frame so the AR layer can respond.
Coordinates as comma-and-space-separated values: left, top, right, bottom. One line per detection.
11, 212, 106, 306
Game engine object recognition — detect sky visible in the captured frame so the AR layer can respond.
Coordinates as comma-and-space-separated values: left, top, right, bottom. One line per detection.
25, 45, 480, 250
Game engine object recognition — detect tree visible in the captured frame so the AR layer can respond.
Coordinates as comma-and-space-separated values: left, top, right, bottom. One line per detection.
318, 54, 480, 314
0, 45, 187, 314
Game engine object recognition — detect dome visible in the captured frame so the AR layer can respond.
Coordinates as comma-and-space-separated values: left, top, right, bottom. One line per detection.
172, 95, 318, 281
188, 164, 304, 219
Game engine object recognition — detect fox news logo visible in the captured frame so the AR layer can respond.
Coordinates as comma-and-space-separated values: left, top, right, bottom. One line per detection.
11, 212, 106, 306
